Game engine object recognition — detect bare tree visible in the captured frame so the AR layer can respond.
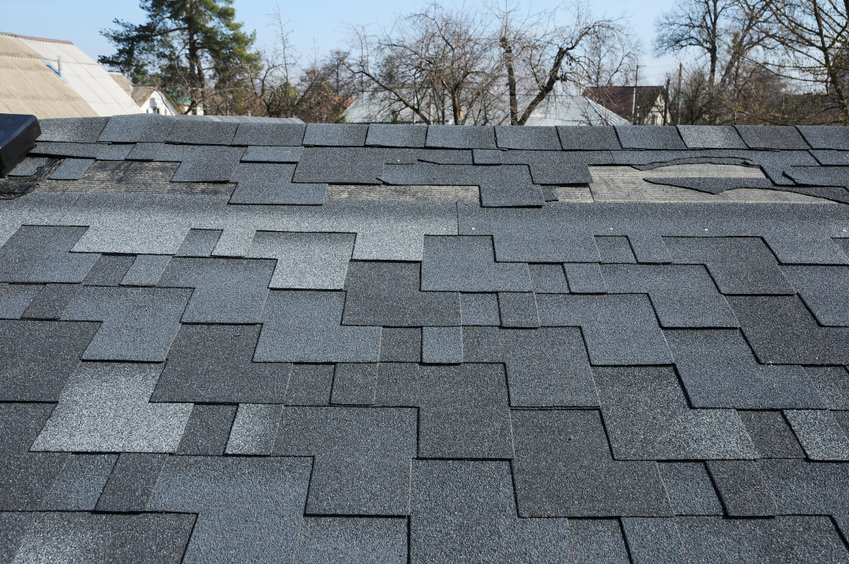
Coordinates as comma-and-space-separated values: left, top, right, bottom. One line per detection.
744, 0, 849, 123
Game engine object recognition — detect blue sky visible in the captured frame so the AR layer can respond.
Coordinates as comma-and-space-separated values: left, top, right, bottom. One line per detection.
1, 0, 680, 83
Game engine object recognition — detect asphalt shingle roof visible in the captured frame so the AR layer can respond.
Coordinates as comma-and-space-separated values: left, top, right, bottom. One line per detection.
2, 114, 849, 562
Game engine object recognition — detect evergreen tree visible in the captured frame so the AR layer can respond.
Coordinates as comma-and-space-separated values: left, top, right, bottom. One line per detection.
100, 0, 259, 114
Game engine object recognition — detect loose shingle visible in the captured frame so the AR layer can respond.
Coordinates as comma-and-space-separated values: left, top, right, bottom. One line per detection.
410, 460, 571, 561
736, 125, 810, 150
39, 117, 109, 143
120, 254, 171, 286
12, 512, 195, 563
512, 409, 672, 517
171, 146, 244, 182
153, 324, 290, 403
241, 145, 303, 162
376, 363, 512, 458
304, 123, 368, 146
50, 158, 94, 180
176, 229, 222, 257
422, 236, 532, 292
176, 404, 238, 456
666, 329, 823, 409
594, 366, 757, 460
31, 363, 192, 453
563, 262, 607, 293
343, 261, 459, 326
537, 293, 672, 365
464, 326, 597, 407
0, 226, 98, 284
62, 286, 191, 362
595, 235, 636, 263
159, 257, 274, 323
256, 291, 382, 363
149, 456, 311, 562
273, 406, 416, 515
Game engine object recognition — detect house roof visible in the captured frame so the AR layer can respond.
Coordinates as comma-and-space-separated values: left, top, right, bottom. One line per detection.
0, 33, 141, 118
344, 92, 628, 126
585, 85, 666, 122
2, 115, 849, 561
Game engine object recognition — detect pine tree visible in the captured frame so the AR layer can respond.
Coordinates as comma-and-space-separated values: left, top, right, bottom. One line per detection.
100, 0, 259, 115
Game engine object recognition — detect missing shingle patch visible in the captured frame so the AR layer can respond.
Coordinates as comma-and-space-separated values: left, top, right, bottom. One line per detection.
327, 184, 479, 202
34, 160, 235, 197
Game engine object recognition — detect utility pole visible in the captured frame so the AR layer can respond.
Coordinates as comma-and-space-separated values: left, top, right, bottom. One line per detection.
631, 64, 639, 124
676, 62, 683, 125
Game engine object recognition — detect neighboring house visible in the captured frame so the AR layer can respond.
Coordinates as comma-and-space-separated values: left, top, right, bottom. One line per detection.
584, 85, 668, 125
132, 87, 179, 116
343, 91, 627, 126
0, 33, 141, 118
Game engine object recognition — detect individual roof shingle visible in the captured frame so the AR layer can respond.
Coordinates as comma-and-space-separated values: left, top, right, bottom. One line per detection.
229, 162, 326, 205
615, 126, 686, 149
421, 326, 464, 364
658, 462, 724, 516
421, 236, 532, 292
797, 126, 849, 150
94, 453, 168, 512
426, 125, 497, 149
21, 283, 80, 319
0, 225, 97, 283
331, 363, 378, 406
739, 410, 806, 459
677, 125, 747, 149
0, 283, 39, 318
39, 117, 109, 143
707, 460, 778, 516
557, 126, 620, 150
785, 410, 849, 461
495, 126, 561, 150
42, 453, 117, 511
736, 125, 810, 150
497, 292, 540, 328
166, 119, 238, 145
176, 405, 238, 456
365, 124, 427, 147
98, 114, 175, 143
781, 265, 849, 326
232, 122, 305, 146
304, 123, 368, 146
225, 404, 282, 455
296, 517, 408, 563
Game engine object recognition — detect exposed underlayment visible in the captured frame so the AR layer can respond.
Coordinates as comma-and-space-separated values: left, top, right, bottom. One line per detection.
1, 115, 849, 562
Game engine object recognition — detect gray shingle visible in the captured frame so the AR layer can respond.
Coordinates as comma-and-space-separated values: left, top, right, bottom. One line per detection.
594, 366, 757, 460
0, 404, 68, 510
736, 125, 810, 149
366, 124, 427, 147
98, 114, 175, 143
331, 363, 378, 405
95, 453, 168, 512
512, 409, 672, 517
422, 236, 532, 292
343, 261, 460, 326
304, 123, 368, 146
176, 404, 238, 455
621, 518, 686, 564
558, 126, 620, 150
96, 144, 134, 161
666, 329, 823, 409
377, 363, 512, 458
496, 126, 561, 150
120, 254, 171, 286
229, 163, 326, 205
497, 292, 540, 328
563, 262, 607, 293
273, 406, 416, 515
62, 286, 191, 362
601, 264, 737, 328
171, 146, 244, 182
241, 145, 303, 162
644, 176, 775, 195
595, 235, 636, 263
379, 327, 422, 362
232, 122, 305, 146
0, 284, 39, 318
31, 362, 192, 453
0, 320, 97, 401
42, 453, 117, 511
296, 517, 408, 563
658, 462, 723, 516
176, 229, 222, 257
8, 156, 47, 176
529, 263, 569, 293
537, 293, 672, 365
782, 266, 849, 326
153, 324, 290, 403
729, 295, 849, 365
615, 126, 686, 149
797, 126, 849, 150
285, 364, 334, 405
500, 151, 594, 185
166, 119, 237, 145
707, 460, 777, 517
739, 410, 806, 458
12, 512, 195, 563
0, 513, 34, 563
785, 410, 849, 461
472, 148, 503, 164
248, 231, 353, 289
50, 157, 94, 180
426, 125, 496, 149
225, 404, 282, 455
0, 226, 98, 283
21, 283, 79, 319
410, 460, 571, 561
158, 257, 274, 323
464, 326, 597, 407
810, 149, 849, 165
256, 291, 382, 363
294, 147, 410, 184
664, 236, 794, 294
460, 292, 501, 325
149, 456, 311, 562
422, 326, 464, 364
84, 255, 136, 286
677, 125, 747, 149
31, 141, 104, 158
786, 165, 849, 187
806, 367, 849, 410
39, 117, 109, 142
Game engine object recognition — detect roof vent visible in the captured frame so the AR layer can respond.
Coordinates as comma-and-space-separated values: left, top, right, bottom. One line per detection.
0, 114, 41, 177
